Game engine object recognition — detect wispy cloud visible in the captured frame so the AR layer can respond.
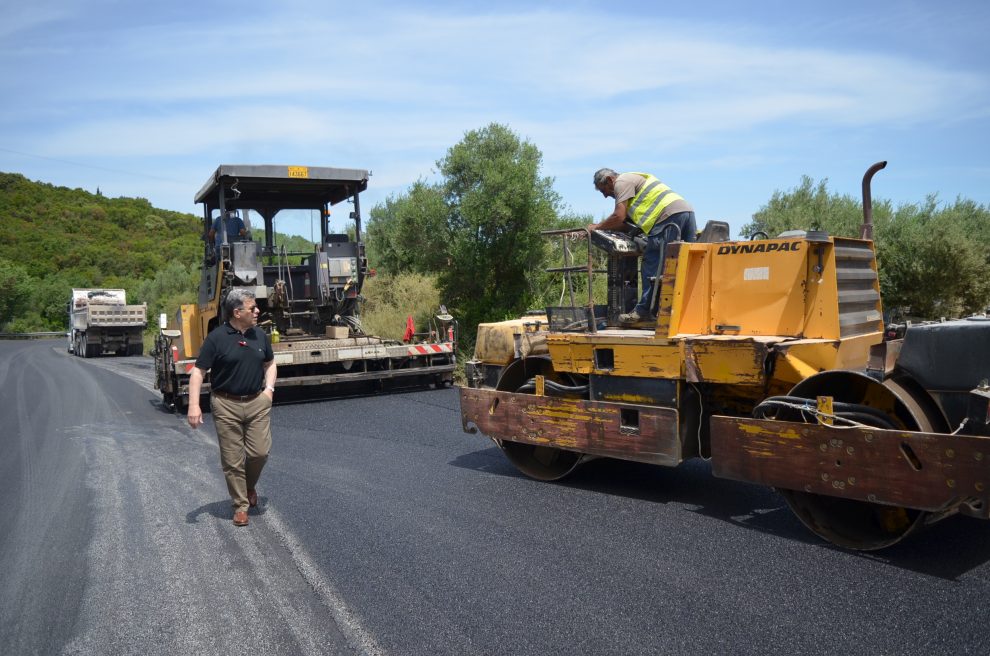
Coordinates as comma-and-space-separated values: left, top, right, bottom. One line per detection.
1, 2, 987, 231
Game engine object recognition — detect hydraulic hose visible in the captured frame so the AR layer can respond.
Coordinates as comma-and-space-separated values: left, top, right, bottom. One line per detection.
515, 377, 590, 397
753, 395, 898, 429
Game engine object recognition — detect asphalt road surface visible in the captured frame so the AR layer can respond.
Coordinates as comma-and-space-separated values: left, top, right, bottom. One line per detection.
2, 339, 990, 655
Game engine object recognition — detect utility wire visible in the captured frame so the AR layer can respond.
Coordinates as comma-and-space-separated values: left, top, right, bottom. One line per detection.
0, 146, 181, 183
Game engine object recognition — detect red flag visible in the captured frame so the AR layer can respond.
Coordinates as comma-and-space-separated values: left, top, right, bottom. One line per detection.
403, 315, 415, 342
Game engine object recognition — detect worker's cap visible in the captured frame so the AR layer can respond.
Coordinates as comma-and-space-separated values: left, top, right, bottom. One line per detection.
225, 209, 240, 218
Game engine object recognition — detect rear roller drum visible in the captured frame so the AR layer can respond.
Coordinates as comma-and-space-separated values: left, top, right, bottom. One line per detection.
500, 441, 584, 482
493, 356, 589, 482
759, 370, 946, 551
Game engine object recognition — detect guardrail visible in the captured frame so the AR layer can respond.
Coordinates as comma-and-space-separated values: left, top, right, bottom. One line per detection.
0, 332, 66, 340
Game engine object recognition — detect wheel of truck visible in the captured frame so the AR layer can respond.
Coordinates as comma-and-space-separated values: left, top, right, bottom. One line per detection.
85, 338, 101, 358
493, 356, 588, 482
759, 370, 947, 551
128, 343, 143, 356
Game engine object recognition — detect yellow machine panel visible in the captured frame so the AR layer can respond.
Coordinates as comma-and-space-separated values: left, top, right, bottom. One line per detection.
474, 316, 548, 365
709, 239, 810, 337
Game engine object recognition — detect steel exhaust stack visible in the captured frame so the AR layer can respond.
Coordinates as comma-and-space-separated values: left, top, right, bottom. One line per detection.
860, 161, 887, 240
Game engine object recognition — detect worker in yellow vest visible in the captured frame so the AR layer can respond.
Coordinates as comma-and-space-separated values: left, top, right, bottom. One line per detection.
589, 168, 696, 325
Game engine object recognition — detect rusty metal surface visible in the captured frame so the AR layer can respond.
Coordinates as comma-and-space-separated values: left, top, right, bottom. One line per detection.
460, 387, 682, 466
682, 337, 771, 384
710, 415, 990, 515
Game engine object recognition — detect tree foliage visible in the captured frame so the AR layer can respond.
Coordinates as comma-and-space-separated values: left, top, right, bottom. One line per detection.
360, 272, 442, 340
744, 177, 990, 318
366, 123, 565, 329
0, 257, 33, 324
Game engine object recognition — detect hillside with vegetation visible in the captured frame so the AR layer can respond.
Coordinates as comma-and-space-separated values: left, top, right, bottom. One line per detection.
0, 172, 319, 334
0, 172, 203, 332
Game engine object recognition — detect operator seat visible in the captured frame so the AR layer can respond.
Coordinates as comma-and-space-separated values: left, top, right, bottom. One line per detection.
697, 220, 730, 243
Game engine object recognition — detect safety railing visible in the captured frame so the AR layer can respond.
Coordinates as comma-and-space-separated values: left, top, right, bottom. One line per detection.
0, 332, 66, 340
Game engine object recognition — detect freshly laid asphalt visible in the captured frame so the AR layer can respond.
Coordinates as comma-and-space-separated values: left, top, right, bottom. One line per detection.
2, 339, 989, 655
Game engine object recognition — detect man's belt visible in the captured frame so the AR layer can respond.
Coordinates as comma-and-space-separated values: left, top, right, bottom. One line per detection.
212, 389, 262, 401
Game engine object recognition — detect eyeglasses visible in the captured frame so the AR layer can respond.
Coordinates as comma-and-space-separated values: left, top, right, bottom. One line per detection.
236, 305, 260, 314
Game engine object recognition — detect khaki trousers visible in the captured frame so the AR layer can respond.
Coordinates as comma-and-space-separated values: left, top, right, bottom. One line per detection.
211, 392, 272, 512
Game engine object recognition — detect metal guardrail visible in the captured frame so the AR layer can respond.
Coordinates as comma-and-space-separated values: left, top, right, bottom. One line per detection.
0, 332, 66, 340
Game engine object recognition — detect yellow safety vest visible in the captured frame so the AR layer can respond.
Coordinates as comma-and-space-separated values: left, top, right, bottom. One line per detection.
625, 172, 686, 234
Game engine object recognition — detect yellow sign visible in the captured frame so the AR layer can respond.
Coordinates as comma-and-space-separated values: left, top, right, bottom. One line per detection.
288, 166, 309, 179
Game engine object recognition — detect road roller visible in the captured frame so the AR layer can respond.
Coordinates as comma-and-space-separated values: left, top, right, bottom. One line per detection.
460, 162, 990, 550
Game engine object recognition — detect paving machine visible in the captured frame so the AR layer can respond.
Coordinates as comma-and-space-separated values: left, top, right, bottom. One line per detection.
460, 162, 990, 550
154, 164, 456, 410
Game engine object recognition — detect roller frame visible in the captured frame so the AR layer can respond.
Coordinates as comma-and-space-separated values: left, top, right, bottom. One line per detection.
710, 415, 990, 518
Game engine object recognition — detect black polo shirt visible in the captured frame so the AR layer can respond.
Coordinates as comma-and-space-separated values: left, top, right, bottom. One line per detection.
195, 322, 274, 396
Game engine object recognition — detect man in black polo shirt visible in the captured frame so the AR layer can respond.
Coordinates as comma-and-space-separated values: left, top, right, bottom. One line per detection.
187, 288, 277, 527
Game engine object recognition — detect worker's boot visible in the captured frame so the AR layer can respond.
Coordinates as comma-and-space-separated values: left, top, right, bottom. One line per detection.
618, 309, 645, 325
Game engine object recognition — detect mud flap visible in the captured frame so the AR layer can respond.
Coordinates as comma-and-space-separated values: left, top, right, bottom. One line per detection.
710, 415, 990, 517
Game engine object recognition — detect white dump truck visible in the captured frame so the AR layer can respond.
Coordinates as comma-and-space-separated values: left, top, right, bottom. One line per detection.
67, 288, 147, 357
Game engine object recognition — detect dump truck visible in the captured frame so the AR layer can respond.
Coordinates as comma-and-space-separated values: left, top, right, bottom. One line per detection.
67, 288, 147, 357
153, 164, 456, 411
460, 162, 990, 550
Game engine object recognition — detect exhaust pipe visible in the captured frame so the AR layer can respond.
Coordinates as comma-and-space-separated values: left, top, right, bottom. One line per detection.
860, 161, 887, 240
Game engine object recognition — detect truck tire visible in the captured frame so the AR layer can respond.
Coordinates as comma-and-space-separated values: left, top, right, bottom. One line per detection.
84, 335, 101, 358
128, 343, 144, 356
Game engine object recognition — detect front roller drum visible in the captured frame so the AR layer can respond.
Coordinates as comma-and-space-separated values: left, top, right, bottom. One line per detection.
488, 356, 588, 481
500, 441, 584, 482
785, 371, 942, 550
713, 370, 958, 550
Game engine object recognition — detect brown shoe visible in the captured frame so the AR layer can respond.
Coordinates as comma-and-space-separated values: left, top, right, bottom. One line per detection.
247, 489, 258, 508
233, 510, 249, 526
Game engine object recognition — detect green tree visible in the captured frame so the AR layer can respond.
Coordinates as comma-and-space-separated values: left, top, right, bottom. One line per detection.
366, 123, 562, 329
0, 257, 33, 328
366, 181, 452, 274
744, 176, 869, 239
744, 178, 990, 318
30, 271, 78, 330
878, 197, 990, 317
132, 259, 199, 324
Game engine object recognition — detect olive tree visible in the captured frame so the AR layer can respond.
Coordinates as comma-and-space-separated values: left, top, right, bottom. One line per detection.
743, 178, 990, 318
367, 123, 563, 330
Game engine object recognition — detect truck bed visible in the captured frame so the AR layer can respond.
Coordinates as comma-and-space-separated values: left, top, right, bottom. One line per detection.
73, 304, 147, 328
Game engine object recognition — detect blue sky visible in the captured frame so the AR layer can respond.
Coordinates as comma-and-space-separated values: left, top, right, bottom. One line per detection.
1, 0, 988, 240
